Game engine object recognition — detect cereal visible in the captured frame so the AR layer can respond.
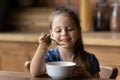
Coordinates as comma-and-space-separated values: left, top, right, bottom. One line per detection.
60, 41, 67, 45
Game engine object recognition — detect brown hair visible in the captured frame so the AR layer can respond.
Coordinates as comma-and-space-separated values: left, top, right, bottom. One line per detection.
49, 7, 90, 71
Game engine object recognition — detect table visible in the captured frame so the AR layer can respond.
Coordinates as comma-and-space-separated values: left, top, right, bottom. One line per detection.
0, 71, 114, 80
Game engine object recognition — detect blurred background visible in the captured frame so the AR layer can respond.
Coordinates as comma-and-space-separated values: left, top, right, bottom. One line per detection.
0, 0, 119, 32
0, 0, 79, 32
0, 0, 120, 79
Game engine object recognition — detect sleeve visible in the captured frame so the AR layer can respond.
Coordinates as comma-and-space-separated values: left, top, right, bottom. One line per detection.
44, 50, 51, 62
89, 54, 100, 75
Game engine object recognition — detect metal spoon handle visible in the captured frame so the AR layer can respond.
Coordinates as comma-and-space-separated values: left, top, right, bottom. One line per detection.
50, 38, 62, 46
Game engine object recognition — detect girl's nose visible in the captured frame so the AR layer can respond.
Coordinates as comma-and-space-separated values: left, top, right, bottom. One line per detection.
61, 30, 67, 36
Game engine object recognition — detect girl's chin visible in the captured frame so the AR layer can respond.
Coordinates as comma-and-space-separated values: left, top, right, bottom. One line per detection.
60, 44, 74, 48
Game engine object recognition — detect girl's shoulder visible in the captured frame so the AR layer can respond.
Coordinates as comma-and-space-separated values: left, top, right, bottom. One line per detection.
88, 53, 97, 60
85, 51, 98, 61
87, 52, 100, 75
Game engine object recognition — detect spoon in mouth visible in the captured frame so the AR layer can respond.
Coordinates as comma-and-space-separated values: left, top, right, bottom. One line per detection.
51, 39, 65, 46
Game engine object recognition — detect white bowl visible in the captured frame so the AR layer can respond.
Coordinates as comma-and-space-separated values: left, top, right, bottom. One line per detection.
45, 61, 76, 79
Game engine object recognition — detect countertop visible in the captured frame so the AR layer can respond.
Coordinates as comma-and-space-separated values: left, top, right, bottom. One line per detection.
0, 32, 120, 47
82, 32, 120, 47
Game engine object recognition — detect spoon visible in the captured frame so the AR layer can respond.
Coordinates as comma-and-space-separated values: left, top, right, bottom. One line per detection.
51, 38, 64, 46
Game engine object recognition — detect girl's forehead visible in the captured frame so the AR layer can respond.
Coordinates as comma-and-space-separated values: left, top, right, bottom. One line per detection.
50, 13, 78, 30
53, 14, 74, 22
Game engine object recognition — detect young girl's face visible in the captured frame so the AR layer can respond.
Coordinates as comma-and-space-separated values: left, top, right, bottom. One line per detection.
50, 14, 79, 48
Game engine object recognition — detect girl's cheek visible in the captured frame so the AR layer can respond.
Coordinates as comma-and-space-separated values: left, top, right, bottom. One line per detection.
51, 33, 59, 39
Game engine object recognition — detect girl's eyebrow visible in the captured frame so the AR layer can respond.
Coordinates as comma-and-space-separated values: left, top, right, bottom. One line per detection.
54, 26, 61, 29
53, 26, 61, 31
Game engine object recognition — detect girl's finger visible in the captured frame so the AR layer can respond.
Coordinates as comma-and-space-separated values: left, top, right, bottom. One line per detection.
39, 33, 50, 40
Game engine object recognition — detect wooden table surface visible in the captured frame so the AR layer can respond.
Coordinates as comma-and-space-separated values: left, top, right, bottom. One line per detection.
0, 71, 114, 80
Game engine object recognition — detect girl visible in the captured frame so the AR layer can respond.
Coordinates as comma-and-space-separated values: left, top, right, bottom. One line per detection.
30, 7, 100, 78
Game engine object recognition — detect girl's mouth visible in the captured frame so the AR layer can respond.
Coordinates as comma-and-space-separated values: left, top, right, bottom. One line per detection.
60, 41, 67, 45
60, 39, 71, 45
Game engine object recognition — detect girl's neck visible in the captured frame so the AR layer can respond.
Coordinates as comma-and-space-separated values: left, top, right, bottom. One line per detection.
58, 47, 74, 61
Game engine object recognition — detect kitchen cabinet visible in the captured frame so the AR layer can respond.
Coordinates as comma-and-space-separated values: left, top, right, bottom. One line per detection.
85, 45, 120, 65
83, 32, 120, 77
0, 41, 37, 72
83, 32, 120, 66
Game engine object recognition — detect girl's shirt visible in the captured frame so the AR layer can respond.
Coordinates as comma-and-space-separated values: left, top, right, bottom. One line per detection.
45, 48, 100, 75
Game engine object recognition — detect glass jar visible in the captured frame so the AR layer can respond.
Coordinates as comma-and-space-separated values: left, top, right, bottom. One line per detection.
93, 0, 111, 31
110, 2, 120, 32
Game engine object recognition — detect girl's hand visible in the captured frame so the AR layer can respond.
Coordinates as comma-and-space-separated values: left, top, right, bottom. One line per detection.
39, 33, 51, 48
72, 66, 83, 78
72, 66, 92, 78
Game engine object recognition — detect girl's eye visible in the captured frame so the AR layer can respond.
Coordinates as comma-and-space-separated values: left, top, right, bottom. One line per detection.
55, 29, 61, 33
67, 27, 74, 31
